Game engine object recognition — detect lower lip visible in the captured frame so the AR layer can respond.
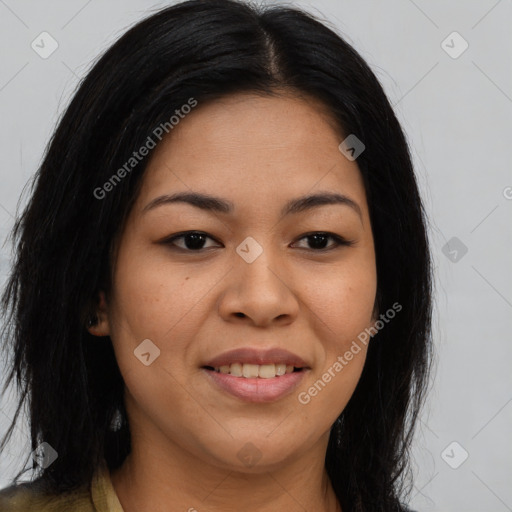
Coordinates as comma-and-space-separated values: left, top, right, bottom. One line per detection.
202, 368, 308, 403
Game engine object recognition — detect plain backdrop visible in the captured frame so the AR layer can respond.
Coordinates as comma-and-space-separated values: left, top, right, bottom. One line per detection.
0, 1, 511, 510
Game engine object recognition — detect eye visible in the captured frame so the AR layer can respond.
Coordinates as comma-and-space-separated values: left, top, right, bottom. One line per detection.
292, 232, 354, 251
163, 231, 222, 251
161, 230, 353, 253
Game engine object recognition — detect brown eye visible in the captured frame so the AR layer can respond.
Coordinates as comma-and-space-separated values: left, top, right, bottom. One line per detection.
292, 232, 354, 251
161, 231, 353, 253
164, 231, 221, 251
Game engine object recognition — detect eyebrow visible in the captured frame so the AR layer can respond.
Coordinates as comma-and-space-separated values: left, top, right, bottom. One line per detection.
142, 190, 362, 220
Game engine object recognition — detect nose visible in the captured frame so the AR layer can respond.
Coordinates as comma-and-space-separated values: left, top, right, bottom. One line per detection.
217, 247, 300, 327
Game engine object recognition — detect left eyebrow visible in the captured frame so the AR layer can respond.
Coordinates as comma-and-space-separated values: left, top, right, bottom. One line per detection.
142, 190, 362, 220
281, 191, 362, 220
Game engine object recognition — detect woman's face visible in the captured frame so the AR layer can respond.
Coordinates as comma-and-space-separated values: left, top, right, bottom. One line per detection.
95, 92, 377, 471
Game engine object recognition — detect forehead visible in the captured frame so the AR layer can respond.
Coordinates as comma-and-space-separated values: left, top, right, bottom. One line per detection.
135, 92, 367, 214
152, 92, 344, 160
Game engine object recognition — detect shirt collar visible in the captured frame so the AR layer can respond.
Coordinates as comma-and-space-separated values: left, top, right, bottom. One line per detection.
91, 460, 125, 512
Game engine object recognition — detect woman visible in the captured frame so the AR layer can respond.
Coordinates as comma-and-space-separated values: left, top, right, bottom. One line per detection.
0, 0, 432, 510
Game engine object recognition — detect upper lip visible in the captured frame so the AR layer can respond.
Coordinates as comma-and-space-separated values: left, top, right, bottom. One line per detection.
202, 348, 310, 368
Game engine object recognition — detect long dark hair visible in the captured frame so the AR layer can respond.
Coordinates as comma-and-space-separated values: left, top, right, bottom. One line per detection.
0, 1, 433, 510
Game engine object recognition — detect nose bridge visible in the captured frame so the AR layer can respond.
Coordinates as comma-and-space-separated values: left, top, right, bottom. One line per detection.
218, 235, 298, 324
236, 237, 286, 296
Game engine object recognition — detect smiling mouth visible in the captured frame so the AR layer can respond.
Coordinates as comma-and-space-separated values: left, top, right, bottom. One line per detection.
202, 363, 305, 379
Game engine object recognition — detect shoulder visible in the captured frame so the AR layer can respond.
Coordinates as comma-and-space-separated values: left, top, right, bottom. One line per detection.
0, 478, 93, 512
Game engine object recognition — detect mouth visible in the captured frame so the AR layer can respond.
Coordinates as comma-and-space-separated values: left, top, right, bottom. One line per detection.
200, 347, 310, 402
202, 366, 308, 403
202, 363, 306, 378
201, 348, 311, 403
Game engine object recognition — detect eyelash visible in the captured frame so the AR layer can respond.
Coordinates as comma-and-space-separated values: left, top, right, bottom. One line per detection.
162, 231, 354, 253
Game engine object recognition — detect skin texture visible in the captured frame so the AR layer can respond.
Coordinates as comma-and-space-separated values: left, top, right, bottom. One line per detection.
89, 92, 377, 512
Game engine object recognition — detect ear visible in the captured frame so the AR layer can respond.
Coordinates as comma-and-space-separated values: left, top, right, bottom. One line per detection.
86, 290, 111, 337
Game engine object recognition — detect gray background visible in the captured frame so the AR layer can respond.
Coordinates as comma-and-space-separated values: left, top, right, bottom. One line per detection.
1, 1, 511, 510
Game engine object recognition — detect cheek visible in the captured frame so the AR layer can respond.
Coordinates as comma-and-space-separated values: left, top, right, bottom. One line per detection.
107, 248, 227, 391
296, 280, 374, 425
295, 256, 376, 414
107, 258, 205, 431
109, 248, 202, 343
303, 259, 377, 341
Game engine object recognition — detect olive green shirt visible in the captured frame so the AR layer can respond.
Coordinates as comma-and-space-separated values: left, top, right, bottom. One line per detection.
0, 460, 124, 511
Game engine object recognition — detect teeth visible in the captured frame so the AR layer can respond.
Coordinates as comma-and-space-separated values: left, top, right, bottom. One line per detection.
243, 364, 259, 378
230, 363, 243, 377
212, 363, 300, 378
276, 364, 286, 376
258, 364, 276, 379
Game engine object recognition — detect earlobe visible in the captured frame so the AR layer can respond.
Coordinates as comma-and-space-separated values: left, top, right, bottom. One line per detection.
86, 290, 111, 336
